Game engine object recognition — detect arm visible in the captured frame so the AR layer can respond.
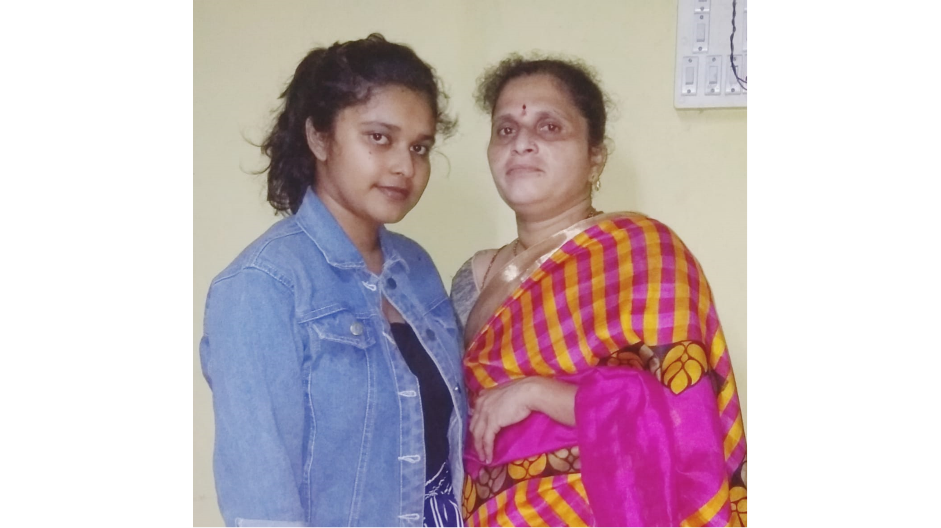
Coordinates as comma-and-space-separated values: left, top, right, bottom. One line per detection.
201, 268, 307, 527
469, 376, 577, 464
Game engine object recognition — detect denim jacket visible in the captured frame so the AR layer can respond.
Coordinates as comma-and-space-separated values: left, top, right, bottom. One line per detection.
200, 188, 468, 527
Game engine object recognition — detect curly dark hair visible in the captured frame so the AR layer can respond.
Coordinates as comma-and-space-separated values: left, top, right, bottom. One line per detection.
474, 54, 611, 150
259, 33, 456, 215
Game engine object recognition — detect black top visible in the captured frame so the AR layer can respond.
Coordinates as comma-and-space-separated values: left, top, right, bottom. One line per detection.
390, 322, 454, 480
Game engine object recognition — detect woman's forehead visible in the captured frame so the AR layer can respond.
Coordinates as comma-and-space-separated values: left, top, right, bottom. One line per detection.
345, 86, 435, 131
494, 74, 577, 116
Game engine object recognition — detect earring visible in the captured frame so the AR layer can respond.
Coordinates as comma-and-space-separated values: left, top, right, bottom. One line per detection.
589, 174, 601, 192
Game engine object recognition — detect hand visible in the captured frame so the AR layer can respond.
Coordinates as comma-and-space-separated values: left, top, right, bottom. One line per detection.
469, 377, 538, 465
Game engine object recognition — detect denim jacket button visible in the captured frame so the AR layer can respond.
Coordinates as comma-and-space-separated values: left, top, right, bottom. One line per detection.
350, 322, 364, 336
425, 329, 436, 340
386, 278, 397, 289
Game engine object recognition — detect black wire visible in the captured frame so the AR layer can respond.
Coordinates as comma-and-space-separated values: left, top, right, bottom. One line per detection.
730, 0, 747, 92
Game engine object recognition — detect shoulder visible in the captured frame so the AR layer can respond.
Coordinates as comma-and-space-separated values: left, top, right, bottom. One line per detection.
600, 211, 681, 238
450, 256, 477, 297
450, 249, 500, 293
450, 251, 495, 331
600, 212, 699, 258
211, 215, 309, 289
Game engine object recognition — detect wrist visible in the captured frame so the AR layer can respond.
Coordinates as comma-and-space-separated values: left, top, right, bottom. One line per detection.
520, 377, 548, 413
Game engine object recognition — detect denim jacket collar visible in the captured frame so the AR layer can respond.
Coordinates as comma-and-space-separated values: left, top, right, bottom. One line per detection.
295, 187, 405, 272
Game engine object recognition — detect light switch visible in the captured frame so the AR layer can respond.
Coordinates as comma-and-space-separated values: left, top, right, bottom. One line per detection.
681, 56, 698, 96
725, 54, 745, 95
693, 13, 709, 52
706, 55, 720, 95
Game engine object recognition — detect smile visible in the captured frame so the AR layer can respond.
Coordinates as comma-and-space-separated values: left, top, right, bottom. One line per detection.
376, 185, 411, 200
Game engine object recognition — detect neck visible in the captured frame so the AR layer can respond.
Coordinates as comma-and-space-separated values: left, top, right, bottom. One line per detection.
348, 227, 384, 274
515, 196, 594, 249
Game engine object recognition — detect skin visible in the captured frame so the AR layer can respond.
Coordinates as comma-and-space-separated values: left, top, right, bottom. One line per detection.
469, 74, 606, 464
486, 74, 605, 248
306, 85, 436, 322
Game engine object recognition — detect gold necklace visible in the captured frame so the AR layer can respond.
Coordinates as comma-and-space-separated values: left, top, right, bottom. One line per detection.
481, 244, 506, 287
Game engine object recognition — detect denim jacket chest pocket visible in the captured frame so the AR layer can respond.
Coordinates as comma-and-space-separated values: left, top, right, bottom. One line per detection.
300, 303, 375, 350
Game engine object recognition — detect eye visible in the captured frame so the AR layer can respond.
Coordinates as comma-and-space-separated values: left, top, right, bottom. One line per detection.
368, 133, 390, 145
497, 126, 515, 137
411, 144, 430, 156
541, 122, 561, 133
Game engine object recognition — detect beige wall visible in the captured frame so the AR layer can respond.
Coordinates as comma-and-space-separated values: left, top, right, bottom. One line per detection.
194, 1, 746, 525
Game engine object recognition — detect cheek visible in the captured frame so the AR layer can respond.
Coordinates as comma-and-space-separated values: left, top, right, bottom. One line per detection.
487, 144, 505, 175
487, 137, 507, 159
416, 162, 432, 186
548, 149, 590, 186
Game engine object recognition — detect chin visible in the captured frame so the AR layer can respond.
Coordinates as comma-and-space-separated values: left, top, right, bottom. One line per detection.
380, 214, 407, 225
500, 190, 546, 210
373, 206, 413, 225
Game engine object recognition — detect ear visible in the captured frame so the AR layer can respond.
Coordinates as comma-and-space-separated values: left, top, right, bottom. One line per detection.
305, 118, 329, 162
589, 144, 608, 179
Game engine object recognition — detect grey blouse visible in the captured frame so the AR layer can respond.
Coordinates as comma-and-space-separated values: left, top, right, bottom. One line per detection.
449, 254, 482, 333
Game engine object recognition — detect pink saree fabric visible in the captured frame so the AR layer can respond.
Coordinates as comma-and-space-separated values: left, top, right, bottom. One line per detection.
463, 213, 747, 526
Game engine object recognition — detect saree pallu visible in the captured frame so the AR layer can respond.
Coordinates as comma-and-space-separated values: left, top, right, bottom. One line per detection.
462, 213, 746, 527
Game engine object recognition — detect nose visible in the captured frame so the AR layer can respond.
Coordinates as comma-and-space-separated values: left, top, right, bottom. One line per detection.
390, 146, 415, 178
511, 128, 537, 155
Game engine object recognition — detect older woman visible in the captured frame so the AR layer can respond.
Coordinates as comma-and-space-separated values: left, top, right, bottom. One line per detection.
450, 56, 747, 527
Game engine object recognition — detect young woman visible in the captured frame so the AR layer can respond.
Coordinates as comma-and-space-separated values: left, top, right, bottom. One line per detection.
451, 56, 747, 526
200, 34, 467, 527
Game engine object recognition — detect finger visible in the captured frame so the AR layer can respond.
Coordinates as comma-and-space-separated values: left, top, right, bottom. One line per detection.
470, 401, 486, 438
474, 427, 485, 463
469, 407, 478, 432
471, 414, 484, 461
477, 415, 493, 463
483, 423, 498, 465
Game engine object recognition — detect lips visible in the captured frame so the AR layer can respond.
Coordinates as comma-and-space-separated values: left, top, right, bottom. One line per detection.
376, 185, 411, 201
506, 164, 542, 176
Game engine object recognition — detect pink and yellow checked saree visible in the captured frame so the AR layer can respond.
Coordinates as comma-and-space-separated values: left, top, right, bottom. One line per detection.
461, 213, 747, 527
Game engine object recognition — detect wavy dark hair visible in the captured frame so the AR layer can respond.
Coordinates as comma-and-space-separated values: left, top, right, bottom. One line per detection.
258, 33, 456, 215
475, 54, 611, 151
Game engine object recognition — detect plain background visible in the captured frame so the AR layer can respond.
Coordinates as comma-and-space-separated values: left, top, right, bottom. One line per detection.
194, 1, 746, 525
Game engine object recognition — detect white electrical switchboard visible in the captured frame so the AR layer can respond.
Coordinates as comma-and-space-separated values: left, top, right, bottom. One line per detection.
674, 0, 747, 109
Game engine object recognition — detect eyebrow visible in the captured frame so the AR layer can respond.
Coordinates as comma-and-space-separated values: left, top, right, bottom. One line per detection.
493, 109, 568, 122
361, 120, 435, 144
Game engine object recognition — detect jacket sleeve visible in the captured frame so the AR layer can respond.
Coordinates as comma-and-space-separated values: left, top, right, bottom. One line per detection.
200, 267, 307, 527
